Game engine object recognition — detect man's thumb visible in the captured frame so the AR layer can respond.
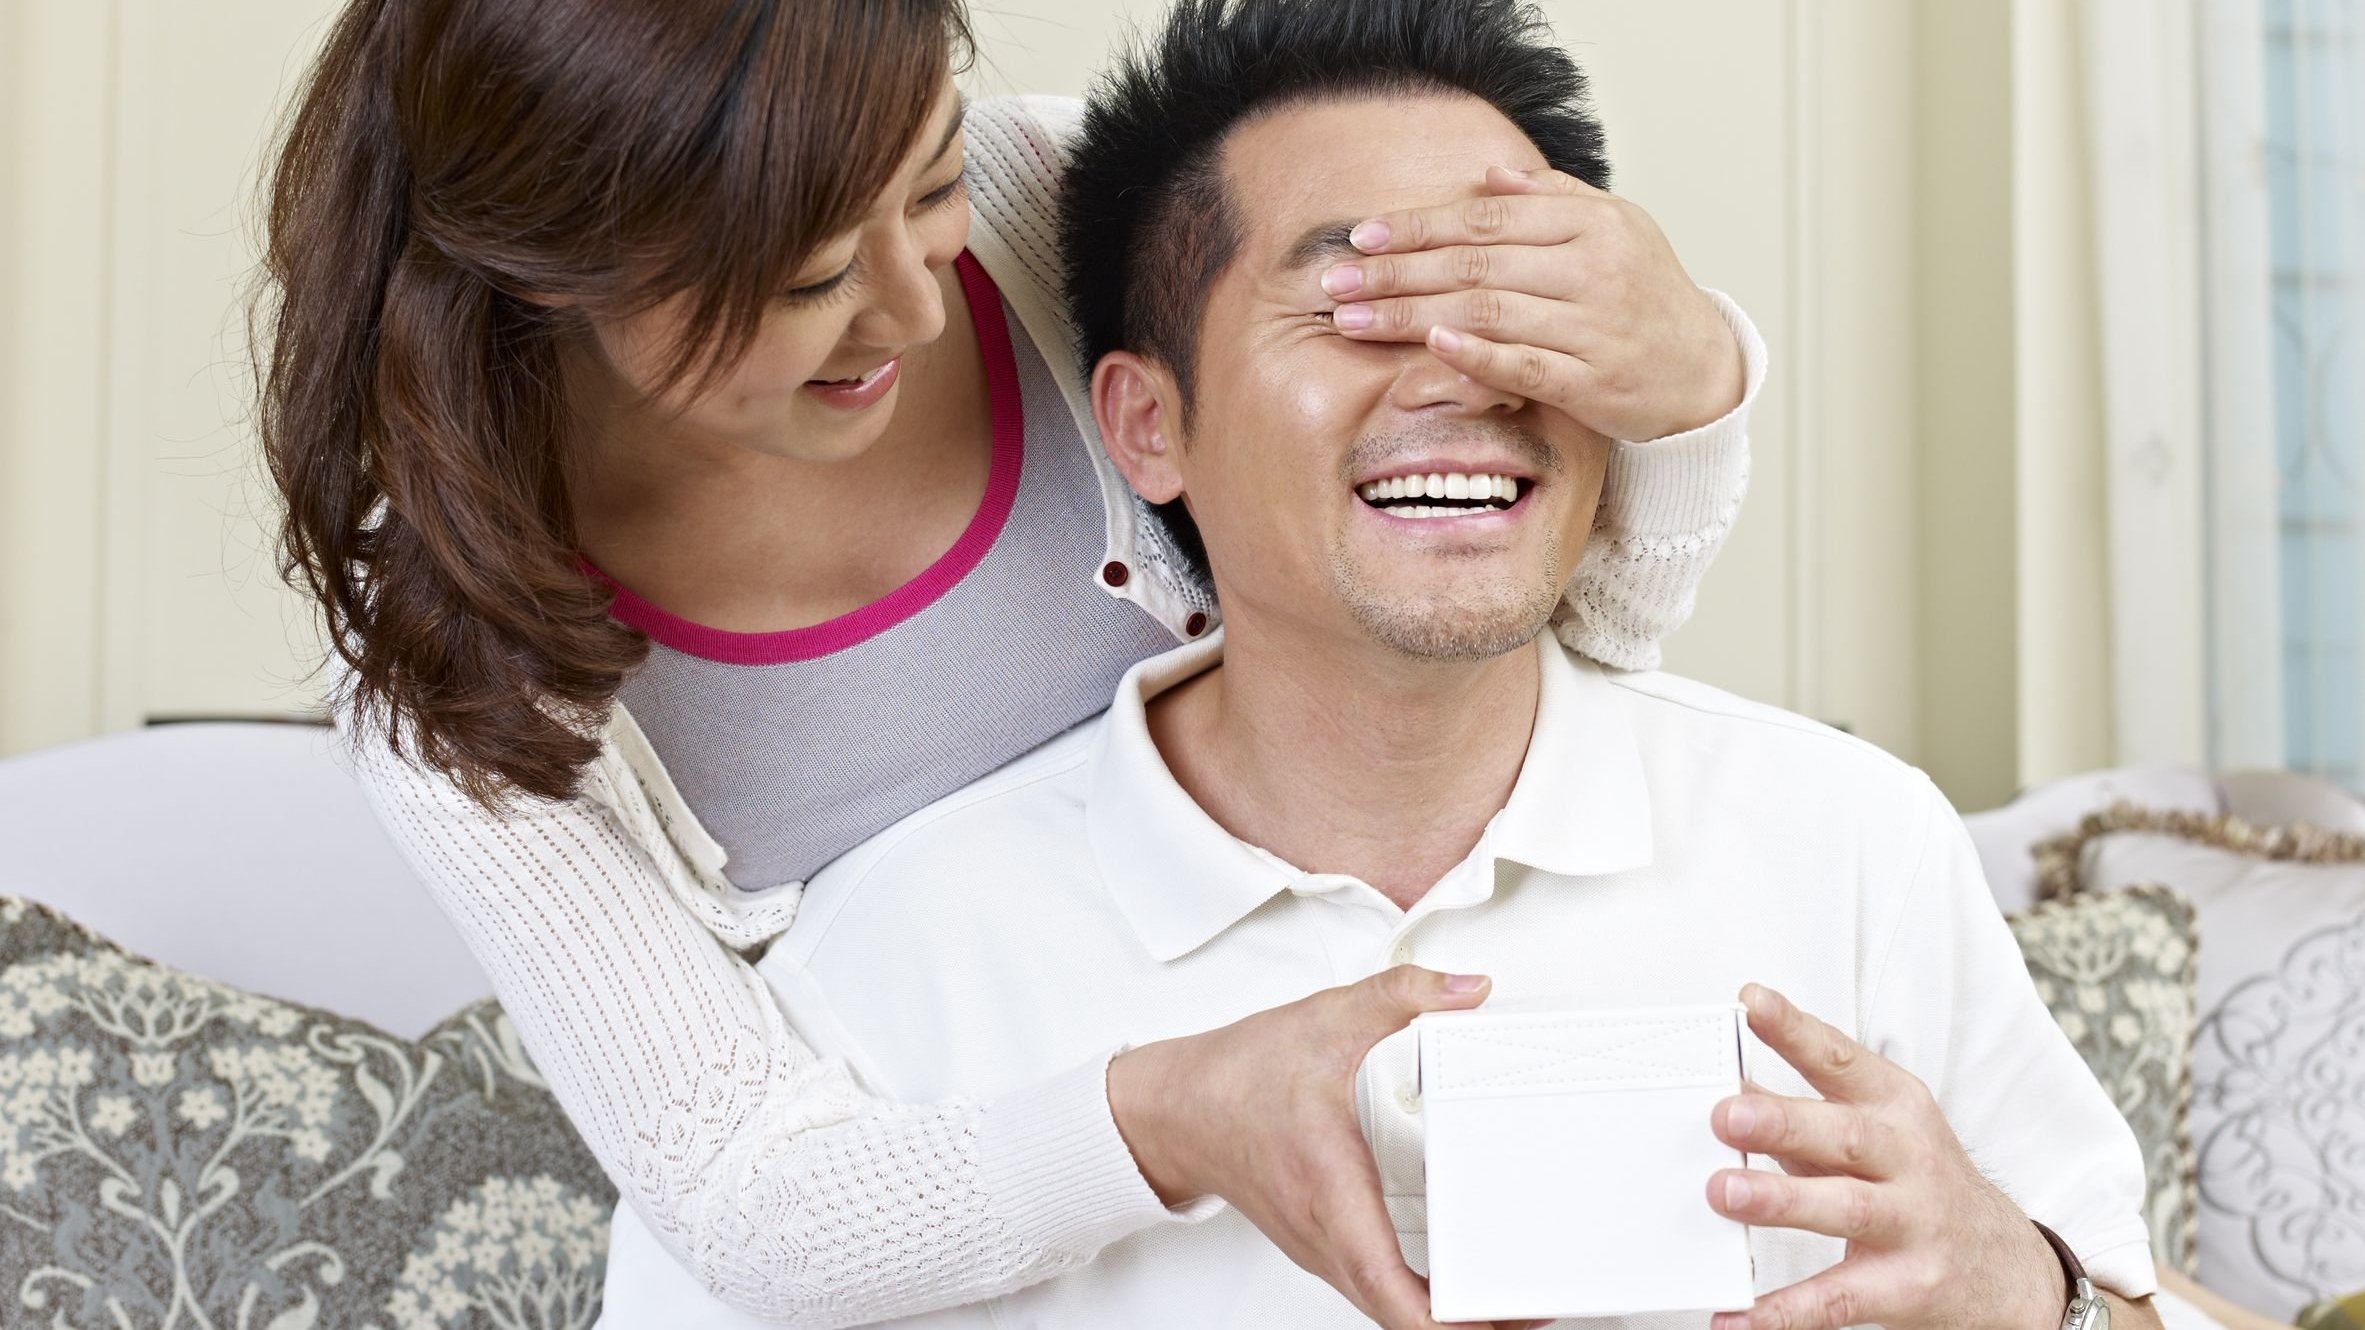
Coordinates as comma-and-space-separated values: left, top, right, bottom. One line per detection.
1353, 965, 1491, 1030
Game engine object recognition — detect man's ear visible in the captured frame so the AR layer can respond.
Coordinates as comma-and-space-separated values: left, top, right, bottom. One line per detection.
1091, 351, 1186, 504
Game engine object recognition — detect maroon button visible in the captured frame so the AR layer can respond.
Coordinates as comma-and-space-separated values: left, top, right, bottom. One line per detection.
1101, 560, 1131, 588
1185, 612, 1209, 637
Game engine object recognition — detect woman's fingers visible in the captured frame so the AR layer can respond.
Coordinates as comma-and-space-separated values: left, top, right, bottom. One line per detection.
1421, 326, 1596, 416
1351, 188, 1609, 254
1323, 243, 1586, 304
1335, 290, 1583, 356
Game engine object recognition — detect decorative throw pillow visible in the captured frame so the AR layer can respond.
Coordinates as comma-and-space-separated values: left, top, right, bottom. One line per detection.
2034, 806, 2365, 1322
2302, 1289, 2365, 1330
0, 895, 617, 1329
2006, 886, 2199, 1275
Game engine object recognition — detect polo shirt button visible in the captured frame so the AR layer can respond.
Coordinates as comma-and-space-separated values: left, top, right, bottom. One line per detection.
1185, 612, 1209, 636
1390, 941, 1413, 966
1101, 560, 1131, 588
1396, 1084, 1421, 1113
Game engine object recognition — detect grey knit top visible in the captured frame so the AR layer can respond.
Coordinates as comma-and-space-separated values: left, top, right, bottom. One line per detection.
608, 253, 1179, 890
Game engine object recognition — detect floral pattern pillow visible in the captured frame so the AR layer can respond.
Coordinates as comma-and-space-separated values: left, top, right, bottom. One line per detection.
0, 895, 617, 1330
2006, 885, 2200, 1274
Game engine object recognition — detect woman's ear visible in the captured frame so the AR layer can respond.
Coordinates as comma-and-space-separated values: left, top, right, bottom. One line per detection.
1091, 351, 1185, 504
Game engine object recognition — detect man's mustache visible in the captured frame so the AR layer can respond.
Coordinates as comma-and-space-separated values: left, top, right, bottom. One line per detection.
1337, 419, 1565, 487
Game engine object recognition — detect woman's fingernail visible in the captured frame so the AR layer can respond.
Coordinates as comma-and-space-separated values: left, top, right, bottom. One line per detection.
1429, 326, 1465, 354
1350, 220, 1390, 251
1334, 304, 1374, 331
1321, 265, 1364, 297
1444, 974, 1488, 994
1723, 1173, 1753, 1209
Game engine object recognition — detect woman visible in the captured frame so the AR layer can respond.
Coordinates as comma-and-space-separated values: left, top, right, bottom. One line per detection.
256, 1, 1758, 1327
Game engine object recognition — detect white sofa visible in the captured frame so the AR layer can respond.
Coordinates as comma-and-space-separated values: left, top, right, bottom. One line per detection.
0, 721, 488, 1038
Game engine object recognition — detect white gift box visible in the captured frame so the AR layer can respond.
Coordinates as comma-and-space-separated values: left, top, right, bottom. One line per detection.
1415, 1002, 1757, 1321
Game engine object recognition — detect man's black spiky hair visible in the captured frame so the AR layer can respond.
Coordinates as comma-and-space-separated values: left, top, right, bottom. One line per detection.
1058, 0, 1611, 405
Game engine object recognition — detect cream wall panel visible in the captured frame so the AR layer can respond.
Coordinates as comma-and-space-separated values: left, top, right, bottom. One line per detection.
1792, 0, 1921, 759
1915, 0, 2022, 812
98, 0, 340, 730
0, 0, 113, 756
2013, 0, 2116, 788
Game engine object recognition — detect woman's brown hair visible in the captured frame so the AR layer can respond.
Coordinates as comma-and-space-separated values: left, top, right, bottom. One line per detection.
257, 0, 970, 806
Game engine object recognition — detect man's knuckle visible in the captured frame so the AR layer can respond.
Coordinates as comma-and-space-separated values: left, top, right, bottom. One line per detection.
1465, 196, 1510, 239
1841, 1181, 1879, 1238
1821, 1038, 1860, 1077
1818, 1283, 1859, 1330
1345, 1257, 1392, 1302
1836, 1115, 1874, 1172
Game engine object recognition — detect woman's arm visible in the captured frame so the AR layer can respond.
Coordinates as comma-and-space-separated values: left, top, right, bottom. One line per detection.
345, 727, 1168, 1326
1557, 287, 1763, 672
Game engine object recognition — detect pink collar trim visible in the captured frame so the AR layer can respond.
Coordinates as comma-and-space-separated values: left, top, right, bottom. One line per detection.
590, 252, 1025, 667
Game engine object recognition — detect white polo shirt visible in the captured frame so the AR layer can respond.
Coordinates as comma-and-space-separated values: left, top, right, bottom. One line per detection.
604, 634, 2156, 1328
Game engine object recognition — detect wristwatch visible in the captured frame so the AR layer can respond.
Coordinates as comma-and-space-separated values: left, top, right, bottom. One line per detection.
2034, 1221, 2110, 1330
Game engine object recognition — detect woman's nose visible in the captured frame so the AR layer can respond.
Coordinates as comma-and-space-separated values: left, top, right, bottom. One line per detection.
853, 229, 947, 351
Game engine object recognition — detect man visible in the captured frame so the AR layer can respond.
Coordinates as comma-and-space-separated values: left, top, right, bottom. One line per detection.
612, 1, 2160, 1326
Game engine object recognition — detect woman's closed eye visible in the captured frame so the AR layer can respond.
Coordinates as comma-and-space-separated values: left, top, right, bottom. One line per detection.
784, 262, 859, 306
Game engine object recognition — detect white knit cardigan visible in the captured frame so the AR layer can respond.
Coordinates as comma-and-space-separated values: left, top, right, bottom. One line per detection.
344, 95, 1761, 1324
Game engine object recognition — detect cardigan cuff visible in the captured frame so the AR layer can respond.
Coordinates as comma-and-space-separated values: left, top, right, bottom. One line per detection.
1605, 287, 1763, 538
977, 1048, 1223, 1265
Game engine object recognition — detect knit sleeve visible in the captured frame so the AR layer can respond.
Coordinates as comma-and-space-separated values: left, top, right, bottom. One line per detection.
341, 722, 1173, 1324
1555, 288, 1763, 672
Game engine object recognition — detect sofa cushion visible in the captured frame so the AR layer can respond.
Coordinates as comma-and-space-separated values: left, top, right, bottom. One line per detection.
0, 895, 616, 1329
2006, 886, 2199, 1276
1963, 767, 2225, 912
2035, 807, 2365, 1321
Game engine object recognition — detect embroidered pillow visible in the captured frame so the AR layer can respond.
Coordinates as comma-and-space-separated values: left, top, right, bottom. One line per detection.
0, 895, 617, 1329
2302, 1288, 2365, 1330
2035, 807, 2365, 1321
2006, 886, 2199, 1276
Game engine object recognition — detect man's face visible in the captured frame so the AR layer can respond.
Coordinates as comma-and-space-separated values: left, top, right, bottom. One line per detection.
1169, 93, 1611, 661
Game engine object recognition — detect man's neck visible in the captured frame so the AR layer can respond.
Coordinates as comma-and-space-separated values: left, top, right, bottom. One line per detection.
1147, 619, 1542, 910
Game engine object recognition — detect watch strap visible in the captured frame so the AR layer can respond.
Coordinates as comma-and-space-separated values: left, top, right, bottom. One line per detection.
2032, 1221, 2107, 1330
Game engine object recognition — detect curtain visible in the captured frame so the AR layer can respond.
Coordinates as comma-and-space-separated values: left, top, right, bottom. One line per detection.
2084, 0, 2365, 786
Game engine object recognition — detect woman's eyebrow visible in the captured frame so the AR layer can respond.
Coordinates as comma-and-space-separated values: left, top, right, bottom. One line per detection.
929, 97, 970, 165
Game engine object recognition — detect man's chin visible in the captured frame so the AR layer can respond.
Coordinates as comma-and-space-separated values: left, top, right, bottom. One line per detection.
1337, 583, 1561, 663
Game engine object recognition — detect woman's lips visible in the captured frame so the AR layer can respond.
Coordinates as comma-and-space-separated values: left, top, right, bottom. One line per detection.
804, 357, 901, 411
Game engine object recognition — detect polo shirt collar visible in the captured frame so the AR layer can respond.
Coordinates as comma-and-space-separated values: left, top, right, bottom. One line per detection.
1086, 632, 1656, 964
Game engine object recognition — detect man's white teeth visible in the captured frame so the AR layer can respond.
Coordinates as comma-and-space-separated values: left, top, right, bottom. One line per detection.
1355, 472, 1520, 506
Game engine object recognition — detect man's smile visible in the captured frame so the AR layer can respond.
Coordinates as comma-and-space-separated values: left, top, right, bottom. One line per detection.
1354, 469, 1529, 518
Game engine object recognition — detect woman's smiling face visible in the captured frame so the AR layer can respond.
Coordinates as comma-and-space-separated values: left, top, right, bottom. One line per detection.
575, 79, 973, 465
